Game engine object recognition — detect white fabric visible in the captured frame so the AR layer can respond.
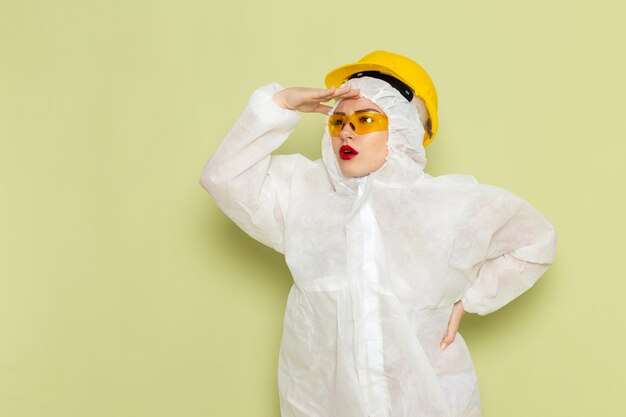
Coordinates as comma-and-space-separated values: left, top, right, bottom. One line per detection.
199, 79, 557, 417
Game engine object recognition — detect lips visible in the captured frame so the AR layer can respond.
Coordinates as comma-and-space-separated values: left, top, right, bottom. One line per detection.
339, 145, 359, 160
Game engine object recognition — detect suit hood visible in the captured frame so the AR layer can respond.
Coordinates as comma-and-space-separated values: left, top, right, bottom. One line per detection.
321, 77, 428, 193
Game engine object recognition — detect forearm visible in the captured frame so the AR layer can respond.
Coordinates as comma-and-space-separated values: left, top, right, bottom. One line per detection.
200, 83, 300, 189
199, 83, 301, 252
461, 253, 551, 315
452, 186, 557, 316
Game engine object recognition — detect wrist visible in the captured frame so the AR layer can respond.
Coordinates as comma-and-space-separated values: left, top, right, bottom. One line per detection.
272, 90, 289, 109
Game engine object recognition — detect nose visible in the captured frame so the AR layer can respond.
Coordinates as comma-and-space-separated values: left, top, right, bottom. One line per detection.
339, 122, 356, 141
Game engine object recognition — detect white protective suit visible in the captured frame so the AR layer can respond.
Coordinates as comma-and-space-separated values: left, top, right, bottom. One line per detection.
200, 77, 557, 417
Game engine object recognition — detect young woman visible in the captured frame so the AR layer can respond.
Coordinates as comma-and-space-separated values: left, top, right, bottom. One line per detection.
200, 50, 557, 417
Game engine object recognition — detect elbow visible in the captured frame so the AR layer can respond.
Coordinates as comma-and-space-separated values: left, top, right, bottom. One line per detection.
509, 222, 558, 266
199, 175, 212, 193
199, 169, 213, 192
535, 222, 558, 266
199, 159, 225, 196
545, 222, 558, 264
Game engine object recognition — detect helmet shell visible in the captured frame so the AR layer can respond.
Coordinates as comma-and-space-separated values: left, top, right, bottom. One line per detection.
325, 50, 439, 146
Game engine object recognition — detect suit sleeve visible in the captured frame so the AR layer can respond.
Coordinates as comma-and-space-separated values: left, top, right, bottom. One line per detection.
451, 184, 557, 315
199, 83, 304, 253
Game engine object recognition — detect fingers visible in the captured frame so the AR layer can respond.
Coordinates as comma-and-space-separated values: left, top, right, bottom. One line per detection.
312, 87, 337, 101
313, 86, 360, 102
287, 85, 360, 114
440, 301, 466, 351
330, 86, 360, 100
315, 104, 333, 114
440, 326, 456, 351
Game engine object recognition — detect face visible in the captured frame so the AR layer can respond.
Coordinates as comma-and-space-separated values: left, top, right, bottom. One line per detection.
330, 96, 389, 177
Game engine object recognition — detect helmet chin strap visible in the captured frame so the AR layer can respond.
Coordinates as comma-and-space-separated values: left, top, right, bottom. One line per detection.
348, 71, 414, 102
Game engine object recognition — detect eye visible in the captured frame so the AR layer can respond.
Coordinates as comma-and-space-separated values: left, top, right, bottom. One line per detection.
359, 116, 374, 123
329, 116, 345, 126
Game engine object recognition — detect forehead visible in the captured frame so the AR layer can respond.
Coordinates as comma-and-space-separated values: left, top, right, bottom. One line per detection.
334, 96, 384, 114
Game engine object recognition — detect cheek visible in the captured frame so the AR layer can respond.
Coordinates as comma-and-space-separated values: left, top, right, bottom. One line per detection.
331, 138, 341, 154
371, 133, 389, 160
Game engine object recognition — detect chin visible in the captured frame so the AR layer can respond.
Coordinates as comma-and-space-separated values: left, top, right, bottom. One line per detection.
340, 168, 371, 178
339, 162, 385, 178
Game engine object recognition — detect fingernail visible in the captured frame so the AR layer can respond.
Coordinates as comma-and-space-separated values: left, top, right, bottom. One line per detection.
440, 342, 447, 351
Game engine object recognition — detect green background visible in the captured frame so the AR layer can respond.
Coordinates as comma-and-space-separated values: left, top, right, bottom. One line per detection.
1, 0, 624, 416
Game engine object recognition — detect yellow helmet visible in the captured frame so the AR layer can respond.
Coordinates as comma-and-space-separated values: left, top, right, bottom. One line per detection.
325, 50, 439, 147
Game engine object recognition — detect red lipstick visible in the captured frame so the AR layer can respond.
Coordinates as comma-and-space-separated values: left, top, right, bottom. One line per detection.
339, 145, 359, 160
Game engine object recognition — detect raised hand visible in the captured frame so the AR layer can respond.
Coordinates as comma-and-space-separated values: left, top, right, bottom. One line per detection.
273, 86, 360, 114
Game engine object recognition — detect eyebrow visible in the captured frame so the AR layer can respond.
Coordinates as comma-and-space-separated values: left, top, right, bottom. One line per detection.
333, 108, 382, 115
